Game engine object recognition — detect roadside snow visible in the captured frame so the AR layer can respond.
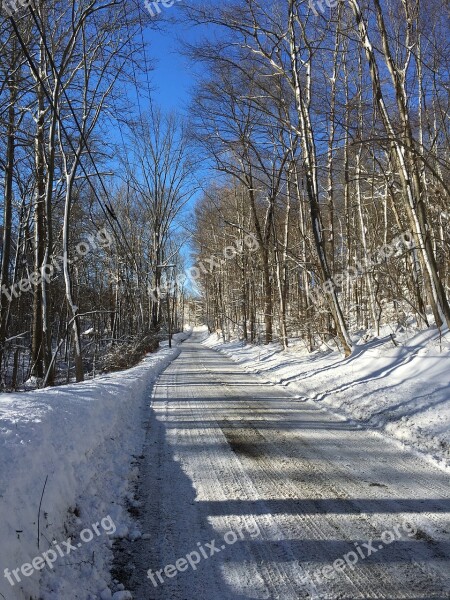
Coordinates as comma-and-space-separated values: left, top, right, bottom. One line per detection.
0, 331, 190, 600
204, 326, 450, 471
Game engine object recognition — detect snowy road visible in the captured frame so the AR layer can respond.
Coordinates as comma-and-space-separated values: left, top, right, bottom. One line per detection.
115, 333, 450, 599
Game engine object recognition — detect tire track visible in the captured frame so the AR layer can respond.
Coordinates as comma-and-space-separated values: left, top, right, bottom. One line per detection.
118, 334, 450, 600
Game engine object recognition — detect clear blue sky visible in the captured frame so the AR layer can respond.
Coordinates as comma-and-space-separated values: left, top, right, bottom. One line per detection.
148, 31, 190, 111
144, 17, 204, 113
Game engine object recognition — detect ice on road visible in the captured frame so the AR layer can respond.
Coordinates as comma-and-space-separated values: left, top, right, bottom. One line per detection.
115, 333, 450, 599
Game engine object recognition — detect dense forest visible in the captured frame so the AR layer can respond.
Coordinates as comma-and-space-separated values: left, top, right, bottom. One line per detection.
0, 1, 196, 388
189, 0, 449, 356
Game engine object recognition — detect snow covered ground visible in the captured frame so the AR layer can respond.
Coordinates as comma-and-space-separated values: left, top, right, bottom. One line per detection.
1, 324, 449, 600
204, 325, 450, 472
115, 331, 450, 600
0, 331, 190, 600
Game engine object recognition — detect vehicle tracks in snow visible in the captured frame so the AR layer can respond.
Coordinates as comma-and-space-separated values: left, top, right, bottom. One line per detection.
112, 333, 450, 599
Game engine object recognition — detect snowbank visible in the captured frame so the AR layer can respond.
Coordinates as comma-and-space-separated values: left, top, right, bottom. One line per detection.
204, 326, 450, 471
0, 331, 190, 600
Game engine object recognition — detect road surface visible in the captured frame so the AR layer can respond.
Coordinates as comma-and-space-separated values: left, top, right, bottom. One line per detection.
113, 332, 450, 599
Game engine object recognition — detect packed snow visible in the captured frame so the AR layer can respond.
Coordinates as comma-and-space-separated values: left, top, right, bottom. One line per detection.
204, 324, 450, 471
0, 332, 190, 600
115, 331, 450, 600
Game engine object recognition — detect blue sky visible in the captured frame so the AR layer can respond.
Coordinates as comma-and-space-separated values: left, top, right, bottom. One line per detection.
144, 17, 203, 113
149, 29, 188, 110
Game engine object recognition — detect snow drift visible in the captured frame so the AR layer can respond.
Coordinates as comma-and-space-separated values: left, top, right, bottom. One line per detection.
0, 332, 189, 600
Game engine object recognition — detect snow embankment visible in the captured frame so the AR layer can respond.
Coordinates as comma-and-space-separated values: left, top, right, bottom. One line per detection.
0, 331, 190, 600
204, 327, 450, 471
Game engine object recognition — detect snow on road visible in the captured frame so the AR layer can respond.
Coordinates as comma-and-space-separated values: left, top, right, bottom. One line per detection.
114, 332, 450, 600
205, 326, 450, 470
